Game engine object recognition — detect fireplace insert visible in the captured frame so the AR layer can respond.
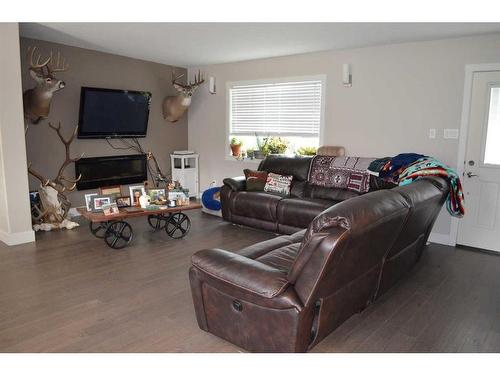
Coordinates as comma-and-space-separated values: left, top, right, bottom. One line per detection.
75, 154, 148, 190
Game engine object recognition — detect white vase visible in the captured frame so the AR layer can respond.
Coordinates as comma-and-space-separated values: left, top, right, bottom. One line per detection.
139, 193, 151, 208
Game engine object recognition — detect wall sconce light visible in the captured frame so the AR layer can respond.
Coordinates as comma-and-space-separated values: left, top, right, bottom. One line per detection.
342, 63, 352, 87
209, 76, 216, 94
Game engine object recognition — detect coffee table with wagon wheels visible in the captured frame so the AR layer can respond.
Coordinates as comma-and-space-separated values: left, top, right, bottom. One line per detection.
77, 201, 202, 249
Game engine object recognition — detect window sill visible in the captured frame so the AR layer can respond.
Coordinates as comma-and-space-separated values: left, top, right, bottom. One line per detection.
225, 156, 262, 164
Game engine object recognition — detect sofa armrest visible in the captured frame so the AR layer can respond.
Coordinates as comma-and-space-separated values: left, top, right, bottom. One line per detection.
223, 176, 246, 192
191, 248, 289, 298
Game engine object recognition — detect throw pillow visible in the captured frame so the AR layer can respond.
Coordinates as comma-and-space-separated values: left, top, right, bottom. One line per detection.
264, 172, 293, 196
244, 169, 268, 191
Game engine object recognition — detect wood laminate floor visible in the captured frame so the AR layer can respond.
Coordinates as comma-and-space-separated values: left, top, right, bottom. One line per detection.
0, 210, 499, 352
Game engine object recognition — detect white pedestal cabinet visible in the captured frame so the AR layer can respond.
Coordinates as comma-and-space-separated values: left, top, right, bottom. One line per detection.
170, 153, 199, 198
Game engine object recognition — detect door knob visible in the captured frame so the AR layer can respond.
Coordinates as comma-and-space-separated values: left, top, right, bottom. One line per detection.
466, 172, 478, 178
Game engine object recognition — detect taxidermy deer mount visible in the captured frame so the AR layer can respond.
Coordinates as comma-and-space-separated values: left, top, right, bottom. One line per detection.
162, 70, 205, 122
23, 46, 69, 124
27, 122, 83, 231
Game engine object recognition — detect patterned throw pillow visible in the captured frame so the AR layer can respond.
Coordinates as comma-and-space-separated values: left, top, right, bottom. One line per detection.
244, 169, 268, 191
264, 173, 293, 196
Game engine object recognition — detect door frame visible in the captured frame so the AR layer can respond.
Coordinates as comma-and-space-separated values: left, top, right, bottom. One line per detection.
452, 63, 500, 246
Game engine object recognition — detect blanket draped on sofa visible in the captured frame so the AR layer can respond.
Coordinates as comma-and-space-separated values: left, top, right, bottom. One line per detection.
307, 156, 375, 193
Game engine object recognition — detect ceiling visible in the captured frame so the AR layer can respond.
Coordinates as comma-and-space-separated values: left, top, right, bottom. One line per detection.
20, 23, 500, 67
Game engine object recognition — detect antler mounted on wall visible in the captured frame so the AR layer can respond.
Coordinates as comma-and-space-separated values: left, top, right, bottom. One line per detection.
162, 70, 205, 123
27, 122, 83, 229
23, 46, 69, 124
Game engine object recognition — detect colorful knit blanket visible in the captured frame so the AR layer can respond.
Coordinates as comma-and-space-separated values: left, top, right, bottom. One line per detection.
398, 157, 465, 218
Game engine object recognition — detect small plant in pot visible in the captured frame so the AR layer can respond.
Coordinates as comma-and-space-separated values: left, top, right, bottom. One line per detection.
261, 137, 289, 156
230, 137, 243, 157
254, 133, 268, 159
296, 146, 317, 156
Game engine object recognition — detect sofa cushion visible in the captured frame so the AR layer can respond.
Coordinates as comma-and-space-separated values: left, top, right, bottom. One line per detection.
264, 172, 293, 196
305, 184, 359, 201
231, 191, 283, 222
277, 197, 336, 229
237, 230, 305, 259
244, 169, 268, 191
258, 155, 312, 182
256, 243, 301, 273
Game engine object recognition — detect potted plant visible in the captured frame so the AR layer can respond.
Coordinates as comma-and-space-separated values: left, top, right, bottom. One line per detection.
261, 137, 289, 156
296, 146, 317, 156
230, 137, 243, 157
254, 133, 268, 159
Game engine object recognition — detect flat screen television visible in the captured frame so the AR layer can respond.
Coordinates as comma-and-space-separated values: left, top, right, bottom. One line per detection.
78, 87, 151, 138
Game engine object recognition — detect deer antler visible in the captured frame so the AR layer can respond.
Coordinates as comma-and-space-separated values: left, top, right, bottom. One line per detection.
47, 122, 83, 191
188, 70, 205, 87
171, 71, 185, 85
28, 46, 51, 70
48, 50, 69, 73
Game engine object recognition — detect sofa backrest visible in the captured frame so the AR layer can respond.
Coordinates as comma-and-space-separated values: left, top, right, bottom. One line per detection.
288, 189, 410, 305
258, 155, 312, 182
287, 177, 448, 307
374, 176, 449, 296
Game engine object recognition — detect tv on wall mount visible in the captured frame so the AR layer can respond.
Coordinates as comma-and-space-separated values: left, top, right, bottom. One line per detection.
78, 87, 151, 139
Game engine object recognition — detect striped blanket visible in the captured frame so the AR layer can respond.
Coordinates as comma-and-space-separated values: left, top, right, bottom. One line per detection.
398, 157, 465, 218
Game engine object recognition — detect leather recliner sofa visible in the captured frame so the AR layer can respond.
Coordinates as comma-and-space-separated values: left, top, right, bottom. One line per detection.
190, 177, 448, 352
221, 156, 364, 234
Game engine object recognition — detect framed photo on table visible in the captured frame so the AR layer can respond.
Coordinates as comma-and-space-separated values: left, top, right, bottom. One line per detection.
102, 202, 120, 216
148, 188, 166, 203
99, 185, 122, 197
85, 193, 98, 211
115, 196, 131, 208
91, 195, 113, 212
129, 185, 146, 206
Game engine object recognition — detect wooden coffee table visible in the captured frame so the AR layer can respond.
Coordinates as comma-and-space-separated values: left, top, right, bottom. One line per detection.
77, 201, 202, 249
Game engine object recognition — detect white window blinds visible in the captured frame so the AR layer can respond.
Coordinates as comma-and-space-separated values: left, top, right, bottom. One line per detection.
229, 79, 323, 137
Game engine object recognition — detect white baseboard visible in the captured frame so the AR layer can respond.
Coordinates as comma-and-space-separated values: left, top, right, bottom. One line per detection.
202, 207, 222, 217
0, 229, 35, 246
428, 232, 453, 246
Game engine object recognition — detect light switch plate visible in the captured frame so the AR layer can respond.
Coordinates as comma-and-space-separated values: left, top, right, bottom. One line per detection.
444, 128, 459, 139
429, 128, 436, 139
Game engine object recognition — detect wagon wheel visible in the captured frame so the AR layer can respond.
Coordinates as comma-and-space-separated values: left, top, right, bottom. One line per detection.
89, 221, 110, 239
165, 213, 191, 239
104, 221, 133, 249
147, 214, 168, 230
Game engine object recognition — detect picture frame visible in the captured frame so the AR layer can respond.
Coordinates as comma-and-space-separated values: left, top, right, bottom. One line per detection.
115, 196, 131, 208
85, 193, 98, 211
99, 185, 122, 197
129, 185, 146, 206
91, 195, 113, 212
101, 202, 120, 216
148, 188, 167, 203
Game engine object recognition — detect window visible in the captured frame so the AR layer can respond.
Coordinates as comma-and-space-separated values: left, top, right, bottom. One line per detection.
484, 86, 500, 165
227, 76, 325, 158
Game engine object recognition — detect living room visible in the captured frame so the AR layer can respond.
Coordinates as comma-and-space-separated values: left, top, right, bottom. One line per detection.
1, 1, 500, 373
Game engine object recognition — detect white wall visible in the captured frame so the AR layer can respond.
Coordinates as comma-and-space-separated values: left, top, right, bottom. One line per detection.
0, 23, 35, 245
188, 33, 500, 241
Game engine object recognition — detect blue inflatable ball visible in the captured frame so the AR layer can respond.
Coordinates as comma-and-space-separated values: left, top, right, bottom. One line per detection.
202, 187, 221, 211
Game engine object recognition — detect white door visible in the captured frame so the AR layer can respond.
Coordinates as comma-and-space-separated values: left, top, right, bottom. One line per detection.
458, 71, 500, 252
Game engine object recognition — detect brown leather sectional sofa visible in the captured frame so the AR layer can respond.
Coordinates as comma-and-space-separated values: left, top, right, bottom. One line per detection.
190, 156, 449, 352
220, 156, 362, 234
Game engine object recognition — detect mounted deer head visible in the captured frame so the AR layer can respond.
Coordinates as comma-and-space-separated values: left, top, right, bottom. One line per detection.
27, 122, 83, 225
162, 70, 205, 122
23, 46, 69, 124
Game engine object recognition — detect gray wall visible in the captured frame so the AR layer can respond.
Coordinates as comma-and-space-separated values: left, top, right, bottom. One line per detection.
21, 37, 188, 207
188, 33, 500, 239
